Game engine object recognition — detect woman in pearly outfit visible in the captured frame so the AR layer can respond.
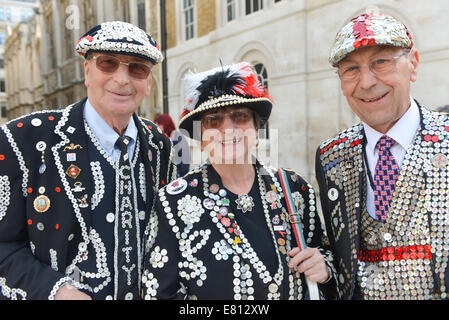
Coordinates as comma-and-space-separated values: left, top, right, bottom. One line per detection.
142, 62, 338, 300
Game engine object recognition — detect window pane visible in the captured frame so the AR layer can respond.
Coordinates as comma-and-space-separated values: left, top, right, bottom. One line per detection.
245, 0, 251, 15
254, 63, 268, 89
254, 0, 259, 12
183, 0, 195, 40
227, 0, 235, 21
138, 2, 146, 31
262, 69, 268, 82
1, 102, 6, 118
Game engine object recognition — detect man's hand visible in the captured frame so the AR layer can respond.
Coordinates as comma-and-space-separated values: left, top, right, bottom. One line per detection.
288, 247, 330, 283
54, 284, 92, 300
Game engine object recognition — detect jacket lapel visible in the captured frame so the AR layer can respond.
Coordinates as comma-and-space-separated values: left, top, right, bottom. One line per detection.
52, 99, 93, 242
134, 115, 158, 216
338, 125, 365, 286
261, 167, 289, 256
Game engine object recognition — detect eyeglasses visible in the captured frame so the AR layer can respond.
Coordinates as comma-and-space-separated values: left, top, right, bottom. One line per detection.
201, 109, 254, 129
337, 51, 409, 82
92, 54, 153, 80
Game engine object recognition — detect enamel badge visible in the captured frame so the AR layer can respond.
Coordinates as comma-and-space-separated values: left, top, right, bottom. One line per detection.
66, 165, 81, 179
203, 198, 215, 210
34, 195, 51, 213
166, 179, 188, 195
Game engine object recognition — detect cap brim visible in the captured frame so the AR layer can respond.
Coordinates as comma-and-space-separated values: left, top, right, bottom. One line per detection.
84, 49, 159, 65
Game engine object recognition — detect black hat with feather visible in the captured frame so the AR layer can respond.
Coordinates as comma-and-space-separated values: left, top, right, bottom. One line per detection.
179, 62, 273, 139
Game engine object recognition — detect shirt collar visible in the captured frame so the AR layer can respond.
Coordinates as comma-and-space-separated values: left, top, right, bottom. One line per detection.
363, 97, 420, 156
83, 99, 138, 155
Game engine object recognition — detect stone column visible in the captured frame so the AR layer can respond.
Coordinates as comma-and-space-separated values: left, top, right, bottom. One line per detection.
51, 0, 63, 106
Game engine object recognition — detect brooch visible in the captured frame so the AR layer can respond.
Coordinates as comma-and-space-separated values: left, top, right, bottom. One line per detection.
235, 194, 254, 213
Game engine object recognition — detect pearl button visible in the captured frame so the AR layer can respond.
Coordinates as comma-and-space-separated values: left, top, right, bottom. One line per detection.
106, 212, 115, 223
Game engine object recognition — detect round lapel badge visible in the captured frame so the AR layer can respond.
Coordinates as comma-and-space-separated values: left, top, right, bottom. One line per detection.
432, 153, 448, 168
203, 198, 215, 210
209, 184, 219, 194
265, 191, 277, 203
219, 206, 228, 216
166, 179, 188, 195
328, 188, 339, 201
189, 179, 198, 187
34, 195, 51, 213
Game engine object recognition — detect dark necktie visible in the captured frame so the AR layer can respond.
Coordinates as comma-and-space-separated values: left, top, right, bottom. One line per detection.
373, 135, 399, 222
115, 136, 139, 299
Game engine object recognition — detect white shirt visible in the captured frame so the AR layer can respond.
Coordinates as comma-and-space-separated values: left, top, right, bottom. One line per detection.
363, 97, 421, 219
83, 99, 138, 163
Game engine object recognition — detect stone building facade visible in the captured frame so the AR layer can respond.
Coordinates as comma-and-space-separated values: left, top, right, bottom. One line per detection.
0, 0, 37, 123
4, 10, 43, 119
5, 0, 166, 120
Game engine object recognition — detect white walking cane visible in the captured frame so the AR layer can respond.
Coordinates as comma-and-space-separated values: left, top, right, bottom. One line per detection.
278, 168, 320, 300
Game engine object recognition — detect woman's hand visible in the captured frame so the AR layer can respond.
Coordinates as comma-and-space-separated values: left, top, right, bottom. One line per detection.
288, 247, 330, 283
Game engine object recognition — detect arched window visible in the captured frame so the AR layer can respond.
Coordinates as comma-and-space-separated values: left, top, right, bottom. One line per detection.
182, 0, 195, 40
226, 0, 236, 22
245, 0, 263, 15
254, 63, 268, 89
